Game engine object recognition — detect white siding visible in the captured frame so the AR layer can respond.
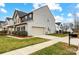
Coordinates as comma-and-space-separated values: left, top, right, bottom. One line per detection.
9, 19, 14, 26
7, 6, 56, 36
0, 28, 3, 31
32, 6, 56, 34
55, 24, 62, 31
27, 20, 33, 35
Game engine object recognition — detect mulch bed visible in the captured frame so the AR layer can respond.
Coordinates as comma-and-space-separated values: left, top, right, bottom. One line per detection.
15, 36, 32, 38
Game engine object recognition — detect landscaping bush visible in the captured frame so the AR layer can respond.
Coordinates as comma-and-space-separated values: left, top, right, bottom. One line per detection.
0, 30, 7, 35
12, 31, 17, 35
12, 31, 28, 36
70, 33, 78, 38
63, 31, 69, 34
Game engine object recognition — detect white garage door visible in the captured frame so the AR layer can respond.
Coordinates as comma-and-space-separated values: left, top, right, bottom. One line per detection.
32, 27, 44, 35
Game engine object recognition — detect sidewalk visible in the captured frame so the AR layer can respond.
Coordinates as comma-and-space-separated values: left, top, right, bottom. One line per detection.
2, 35, 79, 55
62, 37, 79, 46
2, 40, 59, 55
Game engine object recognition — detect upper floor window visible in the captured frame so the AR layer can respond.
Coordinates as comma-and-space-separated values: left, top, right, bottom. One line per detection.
15, 14, 17, 19
48, 27, 50, 32
21, 18, 25, 22
14, 22, 16, 24
25, 16, 27, 20
29, 14, 32, 18
28, 13, 33, 19
18, 18, 19, 23
47, 19, 50, 22
14, 14, 19, 23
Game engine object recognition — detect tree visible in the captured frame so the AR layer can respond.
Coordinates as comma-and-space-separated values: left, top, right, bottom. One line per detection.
73, 13, 79, 32
69, 23, 73, 29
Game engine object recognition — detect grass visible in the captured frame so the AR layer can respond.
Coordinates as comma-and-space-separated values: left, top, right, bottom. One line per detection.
48, 33, 67, 37
31, 42, 78, 55
0, 36, 49, 54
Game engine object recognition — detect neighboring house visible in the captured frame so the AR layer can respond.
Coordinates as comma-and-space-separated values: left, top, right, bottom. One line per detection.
0, 21, 5, 31
3, 6, 56, 35
67, 27, 73, 33
1, 17, 14, 34
61, 22, 74, 33
55, 22, 62, 33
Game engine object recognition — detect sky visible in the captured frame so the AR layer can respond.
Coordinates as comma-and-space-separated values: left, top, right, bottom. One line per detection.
0, 3, 79, 23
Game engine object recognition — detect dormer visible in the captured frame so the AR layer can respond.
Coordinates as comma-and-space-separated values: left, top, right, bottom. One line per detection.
21, 12, 33, 22
12, 10, 27, 24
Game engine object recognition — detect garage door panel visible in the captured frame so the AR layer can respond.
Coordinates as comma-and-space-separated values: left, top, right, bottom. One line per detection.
32, 27, 44, 35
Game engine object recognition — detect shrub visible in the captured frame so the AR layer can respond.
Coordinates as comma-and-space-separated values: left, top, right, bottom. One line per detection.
0, 30, 7, 35
63, 31, 68, 34
12, 31, 28, 36
12, 31, 17, 35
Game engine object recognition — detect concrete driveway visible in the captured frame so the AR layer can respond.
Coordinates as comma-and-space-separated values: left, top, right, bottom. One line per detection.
34, 35, 79, 46
33, 35, 63, 41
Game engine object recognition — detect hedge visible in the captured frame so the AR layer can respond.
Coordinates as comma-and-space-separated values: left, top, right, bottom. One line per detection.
0, 30, 7, 35
12, 31, 28, 36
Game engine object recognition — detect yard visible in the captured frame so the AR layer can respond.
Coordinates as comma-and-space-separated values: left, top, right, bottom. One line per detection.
0, 36, 49, 54
48, 33, 67, 37
31, 42, 78, 55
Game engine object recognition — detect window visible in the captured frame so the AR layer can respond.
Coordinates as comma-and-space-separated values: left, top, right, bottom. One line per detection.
21, 18, 25, 22
47, 19, 49, 22
48, 27, 50, 32
15, 14, 17, 18
29, 13, 33, 19
14, 27, 16, 31
21, 26, 25, 31
17, 27, 20, 31
25, 16, 27, 19
18, 18, 19, 23
29, 14, 32, 18
14, 22, 16, 24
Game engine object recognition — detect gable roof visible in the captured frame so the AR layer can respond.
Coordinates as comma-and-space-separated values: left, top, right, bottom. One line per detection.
6, 17, 12, 21
13, 10, 27, 18
33, 5, 48, 12
0, 21, 5, 23
21, 5, 48, 17
55, 22, 61, 26
13, 5, 49, 18
0, 21, 5, 25
12, 5, 53, 21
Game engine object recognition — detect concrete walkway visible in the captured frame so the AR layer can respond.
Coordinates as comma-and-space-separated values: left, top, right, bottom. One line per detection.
34, 35, 79, 46
34, 35, 59, 40
2, 35, 79, 55
2, 39, 59, 55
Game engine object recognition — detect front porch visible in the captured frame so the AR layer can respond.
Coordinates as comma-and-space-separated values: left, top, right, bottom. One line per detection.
7, 25, 14, 35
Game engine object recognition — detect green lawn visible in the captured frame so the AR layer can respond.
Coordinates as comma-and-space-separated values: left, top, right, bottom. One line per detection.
31, 42, 78, 55
48, 33, 67, 37
0, 36, 49, 54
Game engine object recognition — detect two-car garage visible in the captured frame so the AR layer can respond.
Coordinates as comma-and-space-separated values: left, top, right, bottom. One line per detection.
32, 26, 45, 35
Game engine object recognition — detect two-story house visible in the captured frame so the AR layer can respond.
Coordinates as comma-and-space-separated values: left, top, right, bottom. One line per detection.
13, 6, 56, 35
4, 6, 56, 35
2, 17, 14, 34
0, 21, 5, 31
55, 22, 62, 33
